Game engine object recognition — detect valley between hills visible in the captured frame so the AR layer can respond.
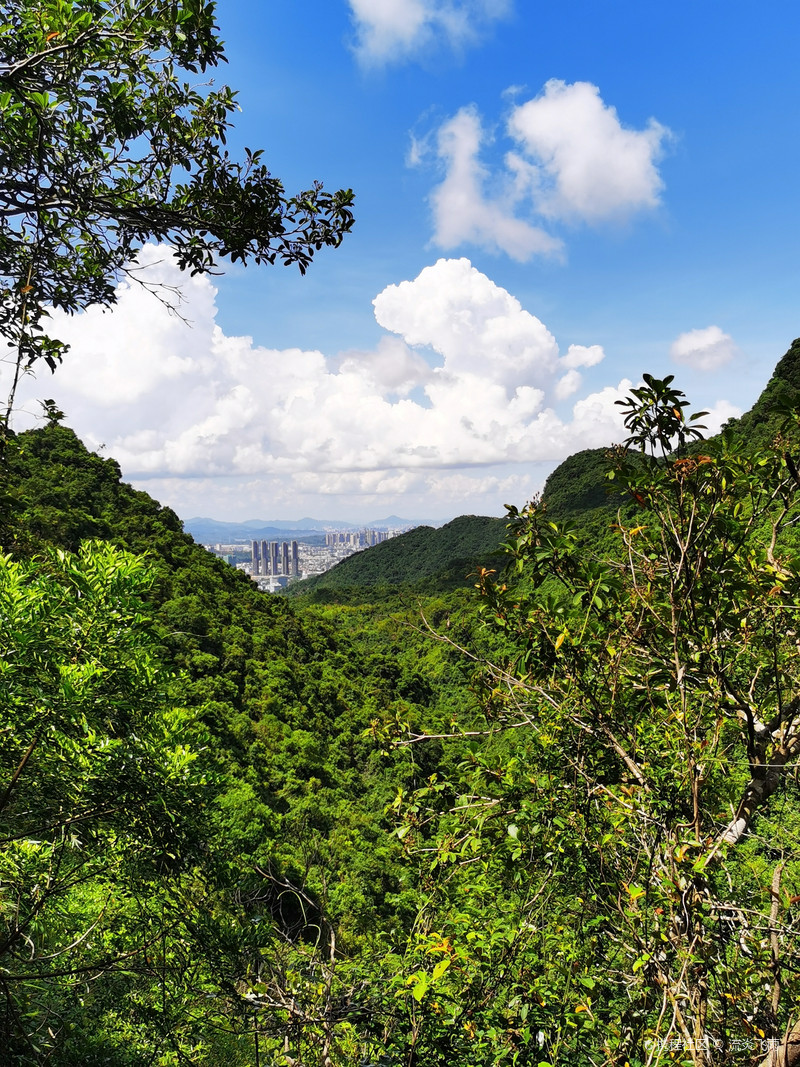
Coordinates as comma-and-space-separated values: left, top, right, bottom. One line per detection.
2, 342, 800, 1063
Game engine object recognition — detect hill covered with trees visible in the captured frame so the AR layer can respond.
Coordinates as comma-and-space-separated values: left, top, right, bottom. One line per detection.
3, 344, 800, 1065
291, 514, 508, 599
0, 421, 486, 1062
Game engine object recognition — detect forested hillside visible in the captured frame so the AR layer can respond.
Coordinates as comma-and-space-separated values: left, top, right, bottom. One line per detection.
291, 514, 507, 598
0, 423, 487, 1062
4, 345, 800, 1064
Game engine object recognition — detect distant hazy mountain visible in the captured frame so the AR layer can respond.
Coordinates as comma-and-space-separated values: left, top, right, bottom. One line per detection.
183, 515, 427, 543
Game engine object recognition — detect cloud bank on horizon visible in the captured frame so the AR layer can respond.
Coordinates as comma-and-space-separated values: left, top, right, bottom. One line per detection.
420, 80, 672, 261
10, 245, 738, 521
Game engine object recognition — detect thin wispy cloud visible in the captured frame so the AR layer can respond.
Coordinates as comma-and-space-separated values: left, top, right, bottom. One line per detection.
670, 325, 737, 371
348, 0, 511, 67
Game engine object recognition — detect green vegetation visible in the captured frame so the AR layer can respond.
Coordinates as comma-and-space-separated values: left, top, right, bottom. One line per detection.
291, 514, 507, 600
386, 372, 800, 1065
730, 336, 800, 445
9, 5, 800, 1061
5, 345, 800, 1063
0, 422, 486, 1062
0, 542, 214, 1062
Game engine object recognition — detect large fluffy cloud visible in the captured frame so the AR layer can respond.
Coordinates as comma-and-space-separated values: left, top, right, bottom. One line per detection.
348, 0, 511, 66
425, 81, 671, 259
507, 80, 669, 221
373, 256, 561, 386
13, 246, 640, 518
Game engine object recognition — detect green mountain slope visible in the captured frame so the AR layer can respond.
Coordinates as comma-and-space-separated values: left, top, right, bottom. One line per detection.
731, 336, 800, 441
290, 513, 508, 599
532, 339, 800, 545
0, 422, 492, 1060
0, 426, 464, 933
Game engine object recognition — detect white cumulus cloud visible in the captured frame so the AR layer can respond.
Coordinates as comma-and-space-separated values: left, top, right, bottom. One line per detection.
702, 399, 742, 435
554, 370, 583, 400
348, 0, 511, 66
507, 80, 670, 221
10, 246, 651, 519
670, 326, 737, 371
562, 344, 605, 369
430, 107, 563, 260
373, 257, 562, 387
426, 81, 671, 259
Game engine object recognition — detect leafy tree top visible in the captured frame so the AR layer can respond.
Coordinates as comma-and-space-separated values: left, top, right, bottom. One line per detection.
0, 0, 354, 413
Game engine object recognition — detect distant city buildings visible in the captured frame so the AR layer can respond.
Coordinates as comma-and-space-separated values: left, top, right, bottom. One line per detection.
205, 527, 407, 592
325, 529, 389, 548
251, 539, 300, 577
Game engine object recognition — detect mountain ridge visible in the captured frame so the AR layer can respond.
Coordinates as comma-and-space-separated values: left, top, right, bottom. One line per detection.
288, 513, 507, 599
291, 339, 800, 596
183, 514, 431, 543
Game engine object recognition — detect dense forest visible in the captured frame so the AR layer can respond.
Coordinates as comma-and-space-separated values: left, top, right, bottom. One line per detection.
3, 343, 800, 1064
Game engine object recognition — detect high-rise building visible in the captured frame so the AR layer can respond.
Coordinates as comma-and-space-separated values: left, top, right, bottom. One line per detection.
250, 539, 304, 582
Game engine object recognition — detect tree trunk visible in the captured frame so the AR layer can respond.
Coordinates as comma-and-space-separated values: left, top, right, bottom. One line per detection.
757, 1020, 800, 1067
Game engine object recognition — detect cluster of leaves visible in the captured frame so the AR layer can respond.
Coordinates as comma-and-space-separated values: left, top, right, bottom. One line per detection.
0, 541, 221, 1062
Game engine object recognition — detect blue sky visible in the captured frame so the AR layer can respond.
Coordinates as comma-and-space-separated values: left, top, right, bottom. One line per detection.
17, 0, 800, 522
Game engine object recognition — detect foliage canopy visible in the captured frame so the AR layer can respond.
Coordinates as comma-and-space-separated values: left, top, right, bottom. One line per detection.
0, 541, 214, 1061
4, 352, 800, 1065
387, 374, 800, 1065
